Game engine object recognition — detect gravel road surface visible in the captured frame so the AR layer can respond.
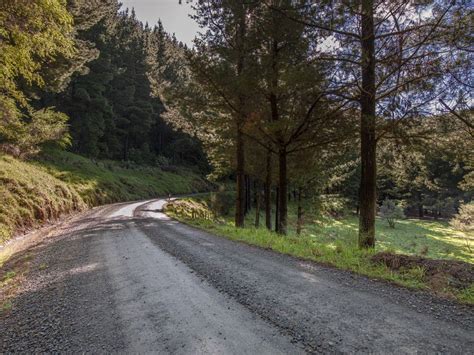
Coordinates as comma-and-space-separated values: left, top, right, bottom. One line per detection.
1, 198, 473, 353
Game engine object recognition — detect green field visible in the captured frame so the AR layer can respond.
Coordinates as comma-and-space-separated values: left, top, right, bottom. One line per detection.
0, 149, 210, 244
165, 197, 473, 304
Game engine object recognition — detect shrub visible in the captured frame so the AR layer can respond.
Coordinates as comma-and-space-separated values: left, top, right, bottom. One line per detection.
379, 199, 405, 228
450, 202, 474, 233
318, 194, 350, 219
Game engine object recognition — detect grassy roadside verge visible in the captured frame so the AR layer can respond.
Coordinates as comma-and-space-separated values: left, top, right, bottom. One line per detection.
164, 198, 474, 305
0, 148, 211, 245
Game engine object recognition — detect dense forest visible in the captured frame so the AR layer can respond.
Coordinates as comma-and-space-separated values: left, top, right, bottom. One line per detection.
0, 0, 472, 250
1, 0, 207, 169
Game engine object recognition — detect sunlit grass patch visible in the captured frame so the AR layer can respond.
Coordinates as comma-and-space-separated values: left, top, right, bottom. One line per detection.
457, 284, 474, 304
1, 270, 16, 285
1, 300, 12, 313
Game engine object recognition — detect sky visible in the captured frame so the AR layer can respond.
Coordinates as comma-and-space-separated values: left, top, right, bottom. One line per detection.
120, 0, 200, 46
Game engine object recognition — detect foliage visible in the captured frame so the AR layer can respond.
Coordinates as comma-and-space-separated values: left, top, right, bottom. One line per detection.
164, 199, 214, 221
450, 203, 474, 233
0, 0, 74, 154
379, 199, 405, 228
42, 5, 209, 169
374, 119, 472, 220
0, 0, 74, 104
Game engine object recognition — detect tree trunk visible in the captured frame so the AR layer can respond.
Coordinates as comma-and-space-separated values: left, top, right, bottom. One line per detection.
247, 175, 252, 214
123, 135, 129, 161
255, 181, 260, 228
235, 127, 245, 227
358, 0, 377, 249
275, 187, 279, 232
417, 192, 424, 218
234, 6, 247, 228
296, 188, 303, 235
278, 149, 288, 235
244, 175, 249, 215
265, 152, 272, 230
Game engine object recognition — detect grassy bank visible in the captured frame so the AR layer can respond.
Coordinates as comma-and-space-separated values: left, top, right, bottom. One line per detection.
0, 149, 210, 244
164, 197, 474, 304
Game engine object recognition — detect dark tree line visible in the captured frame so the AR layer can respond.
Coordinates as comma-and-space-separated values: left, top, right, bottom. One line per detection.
36, 1, 208, 168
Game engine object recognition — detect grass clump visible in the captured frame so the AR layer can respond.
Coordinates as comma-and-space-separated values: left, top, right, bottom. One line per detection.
1, 301, 12, 313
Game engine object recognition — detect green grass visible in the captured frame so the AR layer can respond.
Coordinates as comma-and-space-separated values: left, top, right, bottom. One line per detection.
0, 149, 210, 244
1, 271, 16, 284
165, 197, 473, 304
303, 216, 473, 263
1, 301, 12, 312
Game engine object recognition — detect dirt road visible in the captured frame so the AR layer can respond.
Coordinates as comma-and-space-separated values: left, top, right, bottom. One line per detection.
1, 199, 473, 353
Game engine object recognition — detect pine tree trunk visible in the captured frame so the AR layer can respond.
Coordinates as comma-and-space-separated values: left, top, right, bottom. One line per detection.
246, 175, 251, 214
234, 6, 247, 228
358, 0, 376, 249
123, 135, 129, 161
278, 149, 288, 235
255, 181, 260, 228
244, 175, 249, 215
265, 152, 272, 230
296, 188, 303, 235
235, 127, 245, 227
417, 192, 424, 218
275, 187, 279, 232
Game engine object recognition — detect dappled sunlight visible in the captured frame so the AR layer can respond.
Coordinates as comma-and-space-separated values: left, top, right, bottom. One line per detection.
188, 205, 473, 263
282, 213, 472, 263
67, 262, 100, 276
371, 219, 474, 263
299, 271, 321, 284
12, 261, 103, 298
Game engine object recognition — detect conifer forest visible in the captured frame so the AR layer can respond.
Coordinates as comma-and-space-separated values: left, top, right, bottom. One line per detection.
1, 1, 473, 353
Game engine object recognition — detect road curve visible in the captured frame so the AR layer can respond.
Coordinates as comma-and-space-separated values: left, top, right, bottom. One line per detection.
1, 198, 473, 353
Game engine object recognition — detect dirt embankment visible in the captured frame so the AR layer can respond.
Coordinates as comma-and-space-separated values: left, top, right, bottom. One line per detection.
371, 252, 474, 293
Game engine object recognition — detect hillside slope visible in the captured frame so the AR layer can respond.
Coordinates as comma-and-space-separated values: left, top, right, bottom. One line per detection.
0, 149, 210, 243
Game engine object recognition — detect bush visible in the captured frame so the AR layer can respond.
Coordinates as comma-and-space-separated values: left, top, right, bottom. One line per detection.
1, 107, 70, 157
318, 194, 350, 219
379, 199, 405, 228
164, 199, 213, 220
450, 202, 474, 233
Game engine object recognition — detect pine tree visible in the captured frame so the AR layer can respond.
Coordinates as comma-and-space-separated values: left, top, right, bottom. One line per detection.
246, 0, 353, 234
280, 0, 462, 247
